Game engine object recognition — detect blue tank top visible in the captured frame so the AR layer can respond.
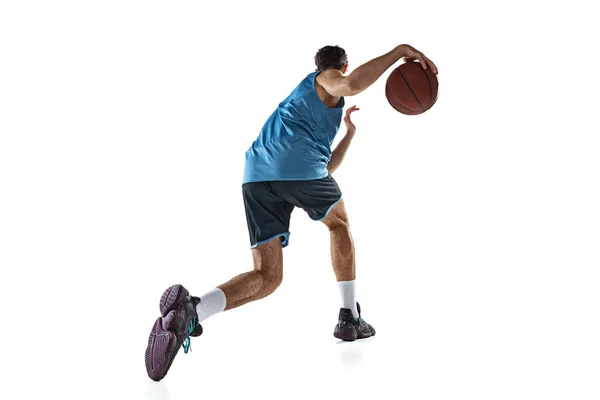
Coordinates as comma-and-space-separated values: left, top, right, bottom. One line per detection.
243, 71, 345, 184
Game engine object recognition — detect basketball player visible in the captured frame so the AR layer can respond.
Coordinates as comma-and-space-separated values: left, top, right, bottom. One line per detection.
145, 44, 437, 381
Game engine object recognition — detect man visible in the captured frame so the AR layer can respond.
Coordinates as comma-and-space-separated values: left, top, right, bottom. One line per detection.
145, 44, 437, 381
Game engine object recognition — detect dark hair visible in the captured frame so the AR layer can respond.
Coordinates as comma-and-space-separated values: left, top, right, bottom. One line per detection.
314, 45, 348, 71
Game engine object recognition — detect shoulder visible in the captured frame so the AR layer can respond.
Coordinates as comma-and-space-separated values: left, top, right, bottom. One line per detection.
315, 69, 343, 85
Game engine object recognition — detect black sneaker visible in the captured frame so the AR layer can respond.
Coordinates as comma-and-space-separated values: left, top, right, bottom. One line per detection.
333, 302, 376, 342
145, 284, 202, 381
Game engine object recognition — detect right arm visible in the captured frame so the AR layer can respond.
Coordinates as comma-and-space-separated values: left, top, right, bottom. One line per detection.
316, 44, 437, 97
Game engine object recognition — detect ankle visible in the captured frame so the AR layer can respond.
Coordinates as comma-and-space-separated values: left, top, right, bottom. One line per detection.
196, 288, 227, 323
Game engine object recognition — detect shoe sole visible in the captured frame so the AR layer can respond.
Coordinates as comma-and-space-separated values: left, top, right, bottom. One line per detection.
334, 326, 358, 341
145, 284, 189, 381
160, 284, 189, 317
145, 317, 180, 381
334, 326, 376, 342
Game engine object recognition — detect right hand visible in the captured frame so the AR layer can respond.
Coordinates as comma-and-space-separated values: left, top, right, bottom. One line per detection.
343, 105, 359, 134
398, 44, 438, 74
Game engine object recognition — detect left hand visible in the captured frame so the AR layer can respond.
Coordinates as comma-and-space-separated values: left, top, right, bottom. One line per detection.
344, 105, 359, 134
399, 44, 438, 74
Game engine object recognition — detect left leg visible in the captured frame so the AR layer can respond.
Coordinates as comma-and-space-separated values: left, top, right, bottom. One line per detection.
321, 199, 375, 341
274, 175, 375, 341
321, 199, 355, 282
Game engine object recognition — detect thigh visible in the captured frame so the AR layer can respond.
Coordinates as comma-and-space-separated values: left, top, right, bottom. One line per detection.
242, 181, 295, 248
251, 237, 283, 277
274, 175, 342, 221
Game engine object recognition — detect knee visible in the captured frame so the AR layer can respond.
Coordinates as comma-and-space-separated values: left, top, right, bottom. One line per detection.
258, 261, 283, 296
327, 215, 350, 233
261, 270, 282, 296
251, 239, 284, 297
267, 272, 283, 294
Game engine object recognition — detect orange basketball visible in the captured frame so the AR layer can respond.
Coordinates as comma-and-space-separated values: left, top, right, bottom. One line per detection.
385, 61, 439, 115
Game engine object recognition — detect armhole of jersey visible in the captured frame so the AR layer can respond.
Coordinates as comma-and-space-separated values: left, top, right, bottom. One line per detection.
312, 71, 325, 107
313, 71, 323, 92
312, 70, 344, 109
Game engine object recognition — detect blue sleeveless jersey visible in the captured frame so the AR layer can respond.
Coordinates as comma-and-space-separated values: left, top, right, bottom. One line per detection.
243, 71, 345, 184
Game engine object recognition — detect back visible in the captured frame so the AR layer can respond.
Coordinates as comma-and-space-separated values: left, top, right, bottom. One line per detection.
243, 71, 345, 184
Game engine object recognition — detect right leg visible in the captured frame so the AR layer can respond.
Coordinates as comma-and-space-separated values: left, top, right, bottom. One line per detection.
145, 182, 293, 381
196, 178, 293, 317
145, 241, 283, 382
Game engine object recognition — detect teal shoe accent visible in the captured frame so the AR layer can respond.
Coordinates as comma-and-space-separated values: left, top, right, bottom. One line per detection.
182, 317, 196, 354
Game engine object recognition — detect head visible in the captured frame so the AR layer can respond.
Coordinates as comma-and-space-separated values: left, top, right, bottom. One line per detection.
314, 45, 348, 74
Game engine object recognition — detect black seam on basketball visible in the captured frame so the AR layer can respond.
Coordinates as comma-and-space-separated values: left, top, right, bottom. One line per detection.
388, 92, 419, 113
398, 67, 425, 111
386, 71, 420, 112
387, 80, 420, 113
386, 86, 418, 113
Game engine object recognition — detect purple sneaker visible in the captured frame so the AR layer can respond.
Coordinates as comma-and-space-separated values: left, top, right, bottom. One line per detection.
145, 284, 202, 381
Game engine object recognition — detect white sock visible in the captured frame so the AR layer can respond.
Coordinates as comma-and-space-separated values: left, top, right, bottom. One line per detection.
338, 280, 359, 319
195, 288, 227, 323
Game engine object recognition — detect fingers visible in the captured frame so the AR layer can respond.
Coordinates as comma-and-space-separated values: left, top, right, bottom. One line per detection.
346, 105, 360, 114
344, 105, 358, 128
413, 52, 438, 74
403, 48, 438, 74
424, 55, 438, 74
417, 55, 428, 70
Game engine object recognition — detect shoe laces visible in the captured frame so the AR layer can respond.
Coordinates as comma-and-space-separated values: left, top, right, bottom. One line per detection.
182, 316, 197, 354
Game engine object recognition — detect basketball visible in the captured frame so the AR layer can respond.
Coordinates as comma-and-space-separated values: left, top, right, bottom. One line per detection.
385, 61, 439, 115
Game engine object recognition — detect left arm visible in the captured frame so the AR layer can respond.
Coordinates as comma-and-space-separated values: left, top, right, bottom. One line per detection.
327, 105, 359, 175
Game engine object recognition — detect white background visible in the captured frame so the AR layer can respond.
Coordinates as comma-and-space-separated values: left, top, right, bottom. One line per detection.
1, 1, 599, 399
